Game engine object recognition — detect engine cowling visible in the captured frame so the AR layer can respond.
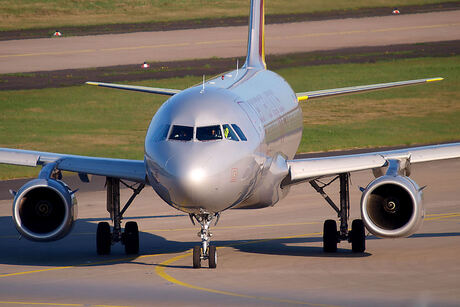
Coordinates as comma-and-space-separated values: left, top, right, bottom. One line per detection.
12, 178, 77, 241
360, 175, 424, 238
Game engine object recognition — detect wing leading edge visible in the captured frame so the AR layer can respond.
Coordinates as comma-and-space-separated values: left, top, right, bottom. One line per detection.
0, 148, 146, 183
86, 81, 181, 96
296, 77, 443, 102
287, 142, 460, 183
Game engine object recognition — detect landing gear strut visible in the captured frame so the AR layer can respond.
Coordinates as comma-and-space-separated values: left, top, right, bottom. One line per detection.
310, 173, 366, 253
96, 177, 145, 255
190, 212, 218, 269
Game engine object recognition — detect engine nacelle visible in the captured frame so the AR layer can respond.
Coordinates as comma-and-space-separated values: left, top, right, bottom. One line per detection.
12, 178, 77, 241
360, 175, 424, 238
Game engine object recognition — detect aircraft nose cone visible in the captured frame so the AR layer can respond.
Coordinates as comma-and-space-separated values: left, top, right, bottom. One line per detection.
160, 150, 242, 212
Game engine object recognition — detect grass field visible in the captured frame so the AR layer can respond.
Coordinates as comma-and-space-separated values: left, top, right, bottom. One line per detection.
0, 55, 459, 179
0, 0, 451, 31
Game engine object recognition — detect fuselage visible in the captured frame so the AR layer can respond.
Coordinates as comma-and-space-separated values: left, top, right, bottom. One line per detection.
144, 66, 303, 214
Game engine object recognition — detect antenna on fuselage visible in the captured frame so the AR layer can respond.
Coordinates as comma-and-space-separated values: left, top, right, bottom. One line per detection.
200, 75, 205, 94
236, 59, 239, 78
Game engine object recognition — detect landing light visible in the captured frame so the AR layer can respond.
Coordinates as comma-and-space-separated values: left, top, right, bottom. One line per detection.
189, 168, 206, 183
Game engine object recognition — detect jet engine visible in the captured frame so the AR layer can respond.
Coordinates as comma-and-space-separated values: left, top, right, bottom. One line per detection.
360, 175, 424, 238
12, 178, 77, 241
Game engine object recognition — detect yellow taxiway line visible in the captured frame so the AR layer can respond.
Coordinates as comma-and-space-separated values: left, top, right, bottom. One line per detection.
154, 232, 339, 307
0, 254, 151, 278
424, 212, 460, 221
0, 302, 129, 307
152, 212, 460, 305
0, 212, 458, 305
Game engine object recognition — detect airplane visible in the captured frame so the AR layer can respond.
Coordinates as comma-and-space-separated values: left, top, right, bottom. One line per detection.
1, 0, 459, 269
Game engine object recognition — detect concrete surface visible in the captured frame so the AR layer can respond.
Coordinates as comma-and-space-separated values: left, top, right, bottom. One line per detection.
0, 158, 459, 306
0, 10, 459, 74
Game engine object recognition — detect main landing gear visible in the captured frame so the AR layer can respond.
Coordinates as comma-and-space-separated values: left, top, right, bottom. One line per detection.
190, 212, 219, 269
96, 177, 145, 255
310, 173, 366, 253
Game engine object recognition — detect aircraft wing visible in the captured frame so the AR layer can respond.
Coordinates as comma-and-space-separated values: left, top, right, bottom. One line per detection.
296, 77, 443, 102
287, 143, 460, 183
86, 81, 181, 96
0, 148, 146, 183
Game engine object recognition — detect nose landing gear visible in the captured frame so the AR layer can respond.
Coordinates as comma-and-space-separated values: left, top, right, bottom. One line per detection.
191, 212, 218, 269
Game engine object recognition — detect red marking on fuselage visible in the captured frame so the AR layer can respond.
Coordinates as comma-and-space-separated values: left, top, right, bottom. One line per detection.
231, 168, 238, 182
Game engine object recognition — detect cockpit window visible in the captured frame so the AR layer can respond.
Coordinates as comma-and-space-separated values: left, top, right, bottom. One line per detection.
153, 124, 170, 142
231, 124, 247, 141
196, 125, 222, 141
169, 125, 193, 141
223, 124, 239, 141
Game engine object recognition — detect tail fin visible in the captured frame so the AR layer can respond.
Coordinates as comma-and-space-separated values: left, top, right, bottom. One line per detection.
244, 0, 266, 70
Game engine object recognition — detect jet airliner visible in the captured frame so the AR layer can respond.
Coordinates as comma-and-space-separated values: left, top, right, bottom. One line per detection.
1, 0, 459, 269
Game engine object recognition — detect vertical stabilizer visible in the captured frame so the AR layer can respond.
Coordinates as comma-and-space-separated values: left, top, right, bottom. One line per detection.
244, 0, 266, 70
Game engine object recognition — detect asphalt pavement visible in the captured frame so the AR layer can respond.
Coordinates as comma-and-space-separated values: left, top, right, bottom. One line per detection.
0, 159, 459, 306
0, 10, 459, 73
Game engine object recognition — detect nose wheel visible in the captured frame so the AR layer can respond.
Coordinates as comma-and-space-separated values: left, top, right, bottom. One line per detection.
192, 245, 217, 269
191, 213, 218, 269
193, 246, 202, 268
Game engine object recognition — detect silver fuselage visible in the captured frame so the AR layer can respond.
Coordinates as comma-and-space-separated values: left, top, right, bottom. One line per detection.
145, 67, 303, 214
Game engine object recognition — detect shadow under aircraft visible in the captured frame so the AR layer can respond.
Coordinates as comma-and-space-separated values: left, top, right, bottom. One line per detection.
1, 214, 460, 268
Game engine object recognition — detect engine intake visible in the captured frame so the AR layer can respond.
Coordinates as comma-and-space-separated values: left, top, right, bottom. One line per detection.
360, 175, 424, 238
12, 179, 77, 241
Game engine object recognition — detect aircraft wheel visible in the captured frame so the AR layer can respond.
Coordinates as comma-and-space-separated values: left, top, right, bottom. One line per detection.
351, 219, 366, 253
208, 246, 217, 269
124, 221, 139, 255
193, 246, 201, 269
323, 219, 338, 253
96, 222, 111, 255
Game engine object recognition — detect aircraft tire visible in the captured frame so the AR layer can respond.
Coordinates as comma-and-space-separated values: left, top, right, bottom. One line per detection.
208, 246, 217, 269
97, 222, 111, 255
193, 246, 201, 268
124, 221, 139, 255
351, 219, 366, 253
323, 219, 338, 253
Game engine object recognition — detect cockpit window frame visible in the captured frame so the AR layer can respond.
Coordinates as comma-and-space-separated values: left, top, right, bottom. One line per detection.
151, 123, 171, 142
165, 123, 246, 142
196, 124, 223, 142
223, 124, 239, 141
168, 125, 194, 141
231, 124, 248, 141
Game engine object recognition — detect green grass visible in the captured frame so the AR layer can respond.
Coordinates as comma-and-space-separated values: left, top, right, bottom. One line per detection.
0, 56, 459, 179
0, 0, 451, 31
279, 56, 460, 152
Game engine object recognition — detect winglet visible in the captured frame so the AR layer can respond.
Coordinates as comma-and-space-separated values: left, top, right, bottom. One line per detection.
297, 95, 309, 102
244, 0, 266, 70
426, 77, 444, 82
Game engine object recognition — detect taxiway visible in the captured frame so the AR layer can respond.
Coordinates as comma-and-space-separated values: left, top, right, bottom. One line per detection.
0, 10, 459, 73
0, 159, 459, 306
